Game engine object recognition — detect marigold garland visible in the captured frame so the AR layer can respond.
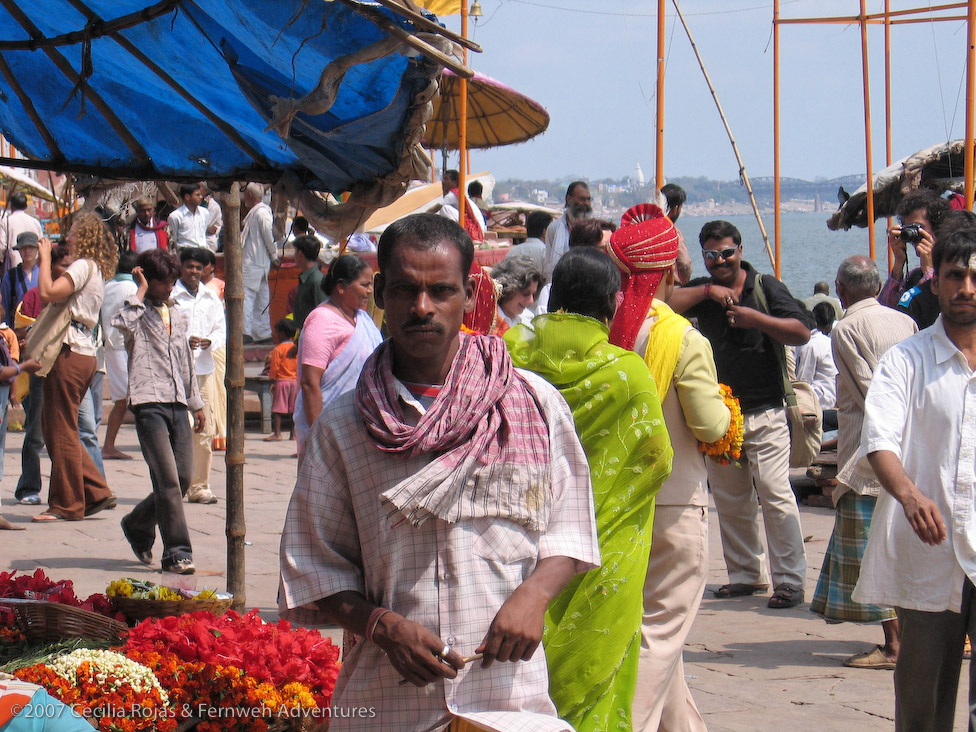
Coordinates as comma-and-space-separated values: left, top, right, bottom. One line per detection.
698, 384, 744, 466
15, 650, 177, 732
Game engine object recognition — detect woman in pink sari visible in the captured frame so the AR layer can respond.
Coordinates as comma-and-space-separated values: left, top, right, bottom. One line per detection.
294, 255, 382, 451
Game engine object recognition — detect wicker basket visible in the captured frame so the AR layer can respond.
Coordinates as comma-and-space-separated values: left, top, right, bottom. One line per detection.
113, 595, 233, 622
0, 598, 127, 643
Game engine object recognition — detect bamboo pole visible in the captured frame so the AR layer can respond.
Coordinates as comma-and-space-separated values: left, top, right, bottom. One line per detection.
221, 182, 246, 611
966, 0, 976, 208
860, 0, 877, 261
672, 1, 773, 270
774, 0, 781, 277
885, 0, 893, 272
655, 0, 666, 192
458, 2, 468, 228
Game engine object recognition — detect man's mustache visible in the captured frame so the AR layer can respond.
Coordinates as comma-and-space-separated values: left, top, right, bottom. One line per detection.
401, 317, 443, 332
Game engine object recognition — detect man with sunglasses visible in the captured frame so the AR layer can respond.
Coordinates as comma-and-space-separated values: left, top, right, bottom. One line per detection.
668, 220, 814, 609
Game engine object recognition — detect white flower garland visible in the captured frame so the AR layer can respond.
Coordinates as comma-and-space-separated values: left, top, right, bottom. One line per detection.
49, 649, 169, 704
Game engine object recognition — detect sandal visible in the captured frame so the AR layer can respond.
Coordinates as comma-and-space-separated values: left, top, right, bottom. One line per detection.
84, 496, 117, 517
843, 646, 896, 670
713, 583, 769, 598
767, 583, 804, 609
32, 512, 65, 522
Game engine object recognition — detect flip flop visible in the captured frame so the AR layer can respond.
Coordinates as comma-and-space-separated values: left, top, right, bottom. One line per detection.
32, 512, 65, 522
84, 496, 118, 517
263, 435, 283, 442
713, 583, 769, 598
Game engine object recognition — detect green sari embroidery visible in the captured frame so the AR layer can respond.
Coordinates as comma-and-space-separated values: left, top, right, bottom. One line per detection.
506, 313, 673, 732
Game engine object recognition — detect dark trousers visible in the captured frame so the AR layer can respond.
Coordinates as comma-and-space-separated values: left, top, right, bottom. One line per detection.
896, 579, 976, 732
16, 373, 43, 500
126, 402, 193, 565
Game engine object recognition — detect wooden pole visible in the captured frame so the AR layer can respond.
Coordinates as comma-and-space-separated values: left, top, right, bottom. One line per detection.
458, 3, 468, 227
966, 0, 976, 208
885, 0, 893, 271
773, 0, 781, 277
673, 0, 774, 270
655, 0, 666, 191
221, 182, 246, 611
860, 0, 877, 261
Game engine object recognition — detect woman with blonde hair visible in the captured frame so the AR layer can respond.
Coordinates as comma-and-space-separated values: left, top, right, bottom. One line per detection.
32, 213, 117, 521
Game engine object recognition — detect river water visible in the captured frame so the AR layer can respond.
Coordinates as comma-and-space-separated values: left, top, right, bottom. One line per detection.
676, 212, 888, 300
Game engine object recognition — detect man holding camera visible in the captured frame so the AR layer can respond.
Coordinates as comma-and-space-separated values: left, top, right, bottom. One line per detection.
879, 190, 948, 310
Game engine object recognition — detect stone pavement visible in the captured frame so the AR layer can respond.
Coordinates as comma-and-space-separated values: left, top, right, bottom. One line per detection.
0, 422, 969, 730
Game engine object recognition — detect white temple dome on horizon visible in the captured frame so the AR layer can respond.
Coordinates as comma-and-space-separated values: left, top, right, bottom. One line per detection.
634, 162, 645, 186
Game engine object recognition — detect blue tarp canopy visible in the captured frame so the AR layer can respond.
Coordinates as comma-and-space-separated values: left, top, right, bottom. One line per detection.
0, 0, 439, 192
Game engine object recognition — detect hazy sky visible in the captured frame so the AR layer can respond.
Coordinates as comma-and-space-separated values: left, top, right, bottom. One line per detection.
437, 1, 974, 183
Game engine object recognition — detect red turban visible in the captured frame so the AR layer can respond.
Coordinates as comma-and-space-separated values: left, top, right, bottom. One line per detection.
606, 203, 679, 349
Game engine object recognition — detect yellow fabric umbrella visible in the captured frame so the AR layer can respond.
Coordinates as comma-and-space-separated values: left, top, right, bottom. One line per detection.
415, 0, 461, 15
424, 69, 550, 150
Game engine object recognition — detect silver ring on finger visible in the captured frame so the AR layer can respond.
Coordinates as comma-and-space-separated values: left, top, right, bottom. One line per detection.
438, 645, 451, 658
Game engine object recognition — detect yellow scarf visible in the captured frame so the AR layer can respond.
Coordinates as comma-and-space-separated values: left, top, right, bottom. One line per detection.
643, 299, 690, 398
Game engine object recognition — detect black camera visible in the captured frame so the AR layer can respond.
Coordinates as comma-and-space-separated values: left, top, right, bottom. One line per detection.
900, 223, 924, 244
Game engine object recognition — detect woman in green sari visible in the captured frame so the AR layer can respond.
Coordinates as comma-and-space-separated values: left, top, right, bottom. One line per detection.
505, 248, 673, 731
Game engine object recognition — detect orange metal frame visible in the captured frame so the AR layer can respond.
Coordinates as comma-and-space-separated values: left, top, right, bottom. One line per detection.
770, 1, 976, 276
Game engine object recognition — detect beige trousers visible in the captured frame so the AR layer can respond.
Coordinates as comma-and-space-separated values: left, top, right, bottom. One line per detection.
633, 505, 708, 732
189, 371, 216, 492
707, 406, 806, 588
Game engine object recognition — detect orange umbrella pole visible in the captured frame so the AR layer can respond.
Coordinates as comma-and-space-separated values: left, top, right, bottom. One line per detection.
885, 0, 893, 271
458, 2, 469, 227
966, 0, 976, 209
774, 0, 781, 277
655, 0, 666, 191
860, 0, 877, 261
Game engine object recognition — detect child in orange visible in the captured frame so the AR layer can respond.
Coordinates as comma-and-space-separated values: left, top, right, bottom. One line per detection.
265, 318, 299, 442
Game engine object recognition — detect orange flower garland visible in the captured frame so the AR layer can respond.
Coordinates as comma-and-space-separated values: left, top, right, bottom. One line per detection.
698, 384, 744, 466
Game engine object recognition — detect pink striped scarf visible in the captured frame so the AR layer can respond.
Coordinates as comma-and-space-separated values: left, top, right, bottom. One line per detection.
355, 332, 553, 530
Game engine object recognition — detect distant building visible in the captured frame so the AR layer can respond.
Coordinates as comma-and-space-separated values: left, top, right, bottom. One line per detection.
634, 162, 645, 187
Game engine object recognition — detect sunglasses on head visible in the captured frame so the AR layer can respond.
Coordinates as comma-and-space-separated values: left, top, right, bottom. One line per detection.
703, 246, 739, 262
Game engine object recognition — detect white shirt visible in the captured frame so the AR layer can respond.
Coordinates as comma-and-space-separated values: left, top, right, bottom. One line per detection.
167, 204, 209, 249
794, 329, 837, 408
241, 201, 276, 270
205, 200, 222, 252
0, 209, 42, 268
542, 214, 571, 280
171, 279, 225, 375
132, 220, 160, 253
503, 237, 546, 272
853, 317, 976, 613
101, 275, 139, 349
437, 192, 487, 238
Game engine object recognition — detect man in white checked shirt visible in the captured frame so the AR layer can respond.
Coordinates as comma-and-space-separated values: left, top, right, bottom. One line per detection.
279, 214, 599, 732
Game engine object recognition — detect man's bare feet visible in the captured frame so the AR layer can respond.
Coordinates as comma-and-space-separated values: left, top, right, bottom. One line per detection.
0, 515, 25, 530
263, 435, 283, 442
102, 447, 134, 460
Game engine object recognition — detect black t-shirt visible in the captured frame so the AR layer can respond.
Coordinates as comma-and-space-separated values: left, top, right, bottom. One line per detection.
896, 279, 940, 330
685, 261, 814, 412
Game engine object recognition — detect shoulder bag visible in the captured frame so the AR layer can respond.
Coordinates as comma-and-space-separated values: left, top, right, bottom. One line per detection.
752, 273, 823, 468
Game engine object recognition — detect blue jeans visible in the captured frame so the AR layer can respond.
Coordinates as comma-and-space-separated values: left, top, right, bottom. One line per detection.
79, 386, 105, 478
125, 403, 193, 566
16, 374, 42, 499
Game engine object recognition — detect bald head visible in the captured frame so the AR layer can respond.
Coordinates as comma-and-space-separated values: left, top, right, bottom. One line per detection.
835, 255, 880, 307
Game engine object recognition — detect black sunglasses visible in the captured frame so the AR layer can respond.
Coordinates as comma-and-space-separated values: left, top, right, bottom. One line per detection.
703, 246, 739, 262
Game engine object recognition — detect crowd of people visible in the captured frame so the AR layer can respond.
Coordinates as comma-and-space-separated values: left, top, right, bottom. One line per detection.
3, 175, 975, 731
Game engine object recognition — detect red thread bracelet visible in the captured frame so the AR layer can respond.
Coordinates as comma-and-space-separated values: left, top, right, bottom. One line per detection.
704, 283, 711, 300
